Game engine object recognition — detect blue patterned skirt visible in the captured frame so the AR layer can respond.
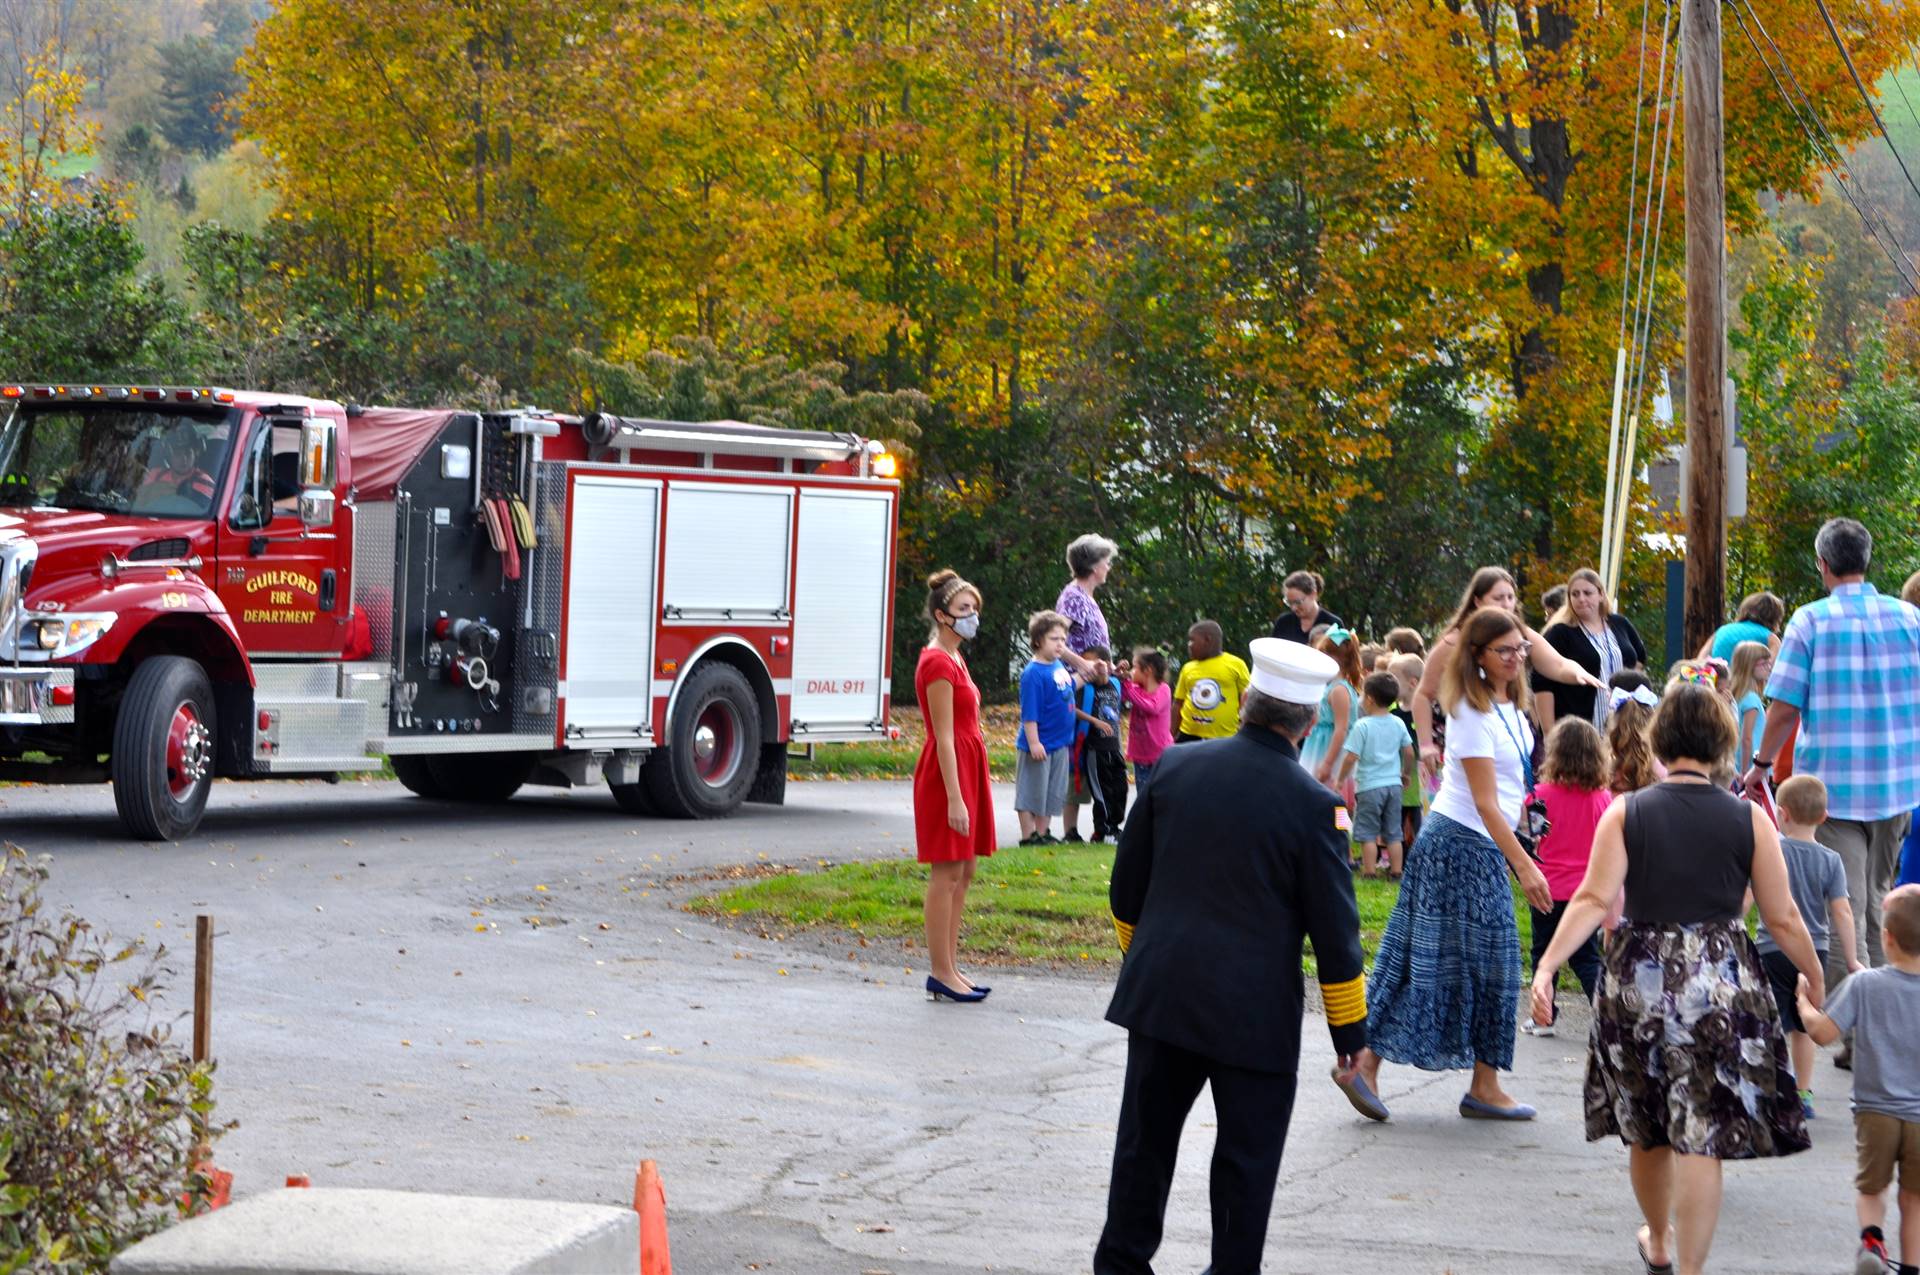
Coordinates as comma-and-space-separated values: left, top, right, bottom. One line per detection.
1366, 812, 1521, 1071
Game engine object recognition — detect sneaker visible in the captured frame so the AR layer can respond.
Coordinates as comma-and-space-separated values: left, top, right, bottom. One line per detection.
1799, 1089, 1815, 1120
1520, 1019, 1556, 1038
1063, 830, 1084, 844
1856, 1233, 1891, 1274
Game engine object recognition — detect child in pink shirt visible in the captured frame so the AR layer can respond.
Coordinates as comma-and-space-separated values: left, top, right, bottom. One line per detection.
1523, 716, 1617, 1036
1120, 648, 1172, 793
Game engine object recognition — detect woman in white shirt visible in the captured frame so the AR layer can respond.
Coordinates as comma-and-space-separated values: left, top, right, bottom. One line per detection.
1333, 608, 1554, 1123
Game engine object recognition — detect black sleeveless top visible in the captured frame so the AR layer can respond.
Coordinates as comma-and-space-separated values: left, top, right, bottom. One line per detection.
1622, 782, 1754, 924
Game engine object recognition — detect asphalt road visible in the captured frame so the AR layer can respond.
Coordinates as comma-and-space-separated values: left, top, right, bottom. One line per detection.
4, 776, 1866, 1274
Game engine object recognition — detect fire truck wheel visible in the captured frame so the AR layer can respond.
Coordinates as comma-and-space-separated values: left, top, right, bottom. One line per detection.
388, 755, 448, 799
111, 656, 216, 841
645, 661, 762, 818
424, 751, 535, 802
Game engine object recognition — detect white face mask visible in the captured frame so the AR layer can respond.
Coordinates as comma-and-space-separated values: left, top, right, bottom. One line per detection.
950, 613, 980, 640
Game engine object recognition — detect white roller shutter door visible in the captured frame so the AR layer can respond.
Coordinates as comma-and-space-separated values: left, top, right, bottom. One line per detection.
661, 483, 792, 620
563, 476, 660, 737
790, 490, 892, 733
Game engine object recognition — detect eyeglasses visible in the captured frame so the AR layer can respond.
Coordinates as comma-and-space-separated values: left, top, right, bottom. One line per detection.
1488, 641, 1532, 660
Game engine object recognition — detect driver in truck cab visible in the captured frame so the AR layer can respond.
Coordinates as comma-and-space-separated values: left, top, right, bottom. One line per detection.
137, 422, 215, 506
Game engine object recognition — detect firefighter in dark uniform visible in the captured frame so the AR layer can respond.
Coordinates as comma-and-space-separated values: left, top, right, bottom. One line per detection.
1095, 637, 1384, 1275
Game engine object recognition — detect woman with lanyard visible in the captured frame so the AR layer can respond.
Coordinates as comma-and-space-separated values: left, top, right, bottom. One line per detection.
1413, 566, 1604, 785
1533, 568, 1647, 732
1334, 607, 1554, 1124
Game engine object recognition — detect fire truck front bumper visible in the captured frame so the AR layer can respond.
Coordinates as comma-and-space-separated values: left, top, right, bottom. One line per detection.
0, 666, 73, 726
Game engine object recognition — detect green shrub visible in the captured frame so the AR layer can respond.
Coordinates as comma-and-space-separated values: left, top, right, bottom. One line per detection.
0, 845, 231, 1273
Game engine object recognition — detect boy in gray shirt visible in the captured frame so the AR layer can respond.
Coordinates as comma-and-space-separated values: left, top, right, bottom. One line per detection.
1761, 776, 1860, 1116
1800, 884, 1920, 1275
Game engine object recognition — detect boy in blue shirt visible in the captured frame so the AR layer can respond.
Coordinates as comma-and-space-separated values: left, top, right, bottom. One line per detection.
1335, 672, 1415, 877
1017, 610, 1077, 845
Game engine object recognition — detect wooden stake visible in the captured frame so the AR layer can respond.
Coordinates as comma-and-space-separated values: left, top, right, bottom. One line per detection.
1608, 413, 1641, 600
1681, 0, 1728, 655
193, 914, 213, 1064
1600, 346, 1628, 582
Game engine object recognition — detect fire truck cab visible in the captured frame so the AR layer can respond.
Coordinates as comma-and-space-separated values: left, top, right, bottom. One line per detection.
0, 383, 900, 840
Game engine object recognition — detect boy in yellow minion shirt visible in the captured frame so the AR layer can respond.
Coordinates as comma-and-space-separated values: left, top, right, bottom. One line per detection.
1172, 619, 1251, 742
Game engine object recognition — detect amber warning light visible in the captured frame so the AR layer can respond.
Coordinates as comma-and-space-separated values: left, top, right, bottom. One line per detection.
1, 384, 236, 404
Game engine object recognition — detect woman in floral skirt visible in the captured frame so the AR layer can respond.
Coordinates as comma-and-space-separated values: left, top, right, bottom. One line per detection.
1532, 682, 1825, 1275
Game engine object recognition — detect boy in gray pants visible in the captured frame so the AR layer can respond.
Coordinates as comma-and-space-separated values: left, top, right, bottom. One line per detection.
1800, 884, 1920, 1275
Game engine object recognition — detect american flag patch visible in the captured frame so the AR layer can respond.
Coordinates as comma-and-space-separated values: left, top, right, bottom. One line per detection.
1334, 805, 1352, 832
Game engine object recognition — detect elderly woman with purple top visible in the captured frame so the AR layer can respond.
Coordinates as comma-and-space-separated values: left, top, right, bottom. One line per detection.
1056, 535, 1119, 841
1055, 534, 1117, 681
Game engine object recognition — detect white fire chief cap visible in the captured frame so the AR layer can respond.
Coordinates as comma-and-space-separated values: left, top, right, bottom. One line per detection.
1248, 636, 1339, 705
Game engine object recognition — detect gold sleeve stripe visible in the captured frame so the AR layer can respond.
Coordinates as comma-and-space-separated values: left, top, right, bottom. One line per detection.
1320, 975, 1368, 1027
1112, 916, 1135, 953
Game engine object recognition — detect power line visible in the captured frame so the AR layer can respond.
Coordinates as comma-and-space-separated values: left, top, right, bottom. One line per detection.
1808, 0, 1920, 213
1735, 0, 1920, 292
1625, 2, 1679, 416
1727, 0, 1920, 294
1889, 60, 1920, 139
1616, 0, 1656, 342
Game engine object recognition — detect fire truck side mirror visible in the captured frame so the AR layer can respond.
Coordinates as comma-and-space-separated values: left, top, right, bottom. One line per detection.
295, 418, 337, 529
298, 419, 338, 490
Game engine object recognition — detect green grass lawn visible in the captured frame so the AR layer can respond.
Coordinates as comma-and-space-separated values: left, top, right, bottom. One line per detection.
689, 843, 1538, 974
786, 703, 1021, 782
48, 151, 96, 179
786, 737, 1020, 782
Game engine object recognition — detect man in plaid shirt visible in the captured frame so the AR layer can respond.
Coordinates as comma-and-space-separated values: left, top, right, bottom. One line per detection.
1743, 520, 1920, 1045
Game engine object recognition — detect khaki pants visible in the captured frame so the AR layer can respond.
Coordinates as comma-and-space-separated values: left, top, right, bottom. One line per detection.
1817, 811, 1913, 979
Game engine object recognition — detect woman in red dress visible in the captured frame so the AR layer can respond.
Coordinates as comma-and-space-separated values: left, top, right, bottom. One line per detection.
915, 569, 997, 1003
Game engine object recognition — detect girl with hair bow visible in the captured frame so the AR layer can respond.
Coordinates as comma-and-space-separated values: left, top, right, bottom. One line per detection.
1301, 625, 1363, 787
1608, 674, 1664, 794
1610, 684, 1661, 713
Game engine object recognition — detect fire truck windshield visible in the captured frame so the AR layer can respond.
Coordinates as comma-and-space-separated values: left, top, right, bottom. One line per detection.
0, 404, 236, 518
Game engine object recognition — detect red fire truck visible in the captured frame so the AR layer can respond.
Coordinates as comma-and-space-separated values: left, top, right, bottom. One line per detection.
0, 383, 900, 839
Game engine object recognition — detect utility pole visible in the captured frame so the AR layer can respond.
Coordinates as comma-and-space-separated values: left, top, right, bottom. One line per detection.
1681, 0, 1727, 656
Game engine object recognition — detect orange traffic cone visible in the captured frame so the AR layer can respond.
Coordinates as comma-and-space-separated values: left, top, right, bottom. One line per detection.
188, 1160, 233, 1213
632, 1160, 673, 1275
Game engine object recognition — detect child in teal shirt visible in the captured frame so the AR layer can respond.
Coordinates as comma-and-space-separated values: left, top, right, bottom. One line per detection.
1337, 672, 1416, 877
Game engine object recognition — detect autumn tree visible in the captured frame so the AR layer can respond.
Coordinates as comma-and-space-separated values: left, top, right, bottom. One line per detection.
0, 0, 95, 211
1730, 239, 1920, 606
1312, 0, 1920, 578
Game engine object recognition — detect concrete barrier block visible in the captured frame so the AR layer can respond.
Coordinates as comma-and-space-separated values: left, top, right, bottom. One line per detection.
111, 1187, 638, 1275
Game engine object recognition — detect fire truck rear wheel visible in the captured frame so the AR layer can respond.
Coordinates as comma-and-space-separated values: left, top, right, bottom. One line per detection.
111, 656, 216, 841
425, 751, 535, 802
388, 755, 448, 799
645, 662, 762, 818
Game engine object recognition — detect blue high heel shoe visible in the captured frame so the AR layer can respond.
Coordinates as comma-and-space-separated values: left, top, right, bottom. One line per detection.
925, 976, 988, 1003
